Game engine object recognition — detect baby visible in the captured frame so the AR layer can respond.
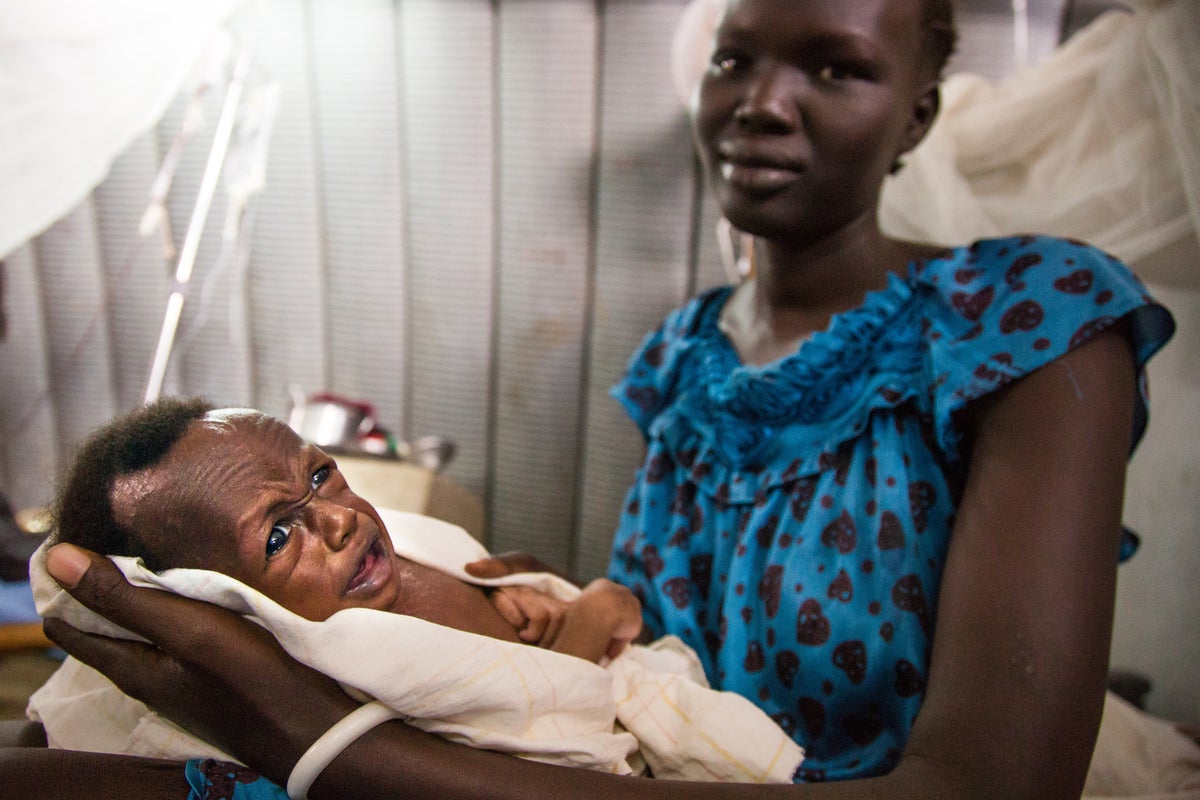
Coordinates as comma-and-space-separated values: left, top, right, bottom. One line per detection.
34, 397, 803, 782
49, 396, 641, 664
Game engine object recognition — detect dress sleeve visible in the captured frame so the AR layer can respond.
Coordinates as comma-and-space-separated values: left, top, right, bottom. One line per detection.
610, 289, 728, 439
185, 759, 288, 799
922, 236, 1176, 461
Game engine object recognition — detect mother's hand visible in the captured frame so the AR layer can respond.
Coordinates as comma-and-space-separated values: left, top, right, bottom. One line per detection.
41, 544, 664, 800
40, 543, 358, 785
464, 550, 572, 582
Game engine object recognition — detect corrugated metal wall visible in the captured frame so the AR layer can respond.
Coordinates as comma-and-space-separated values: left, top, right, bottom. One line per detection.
0, 0, 1067, 579
0, 0, 713, 580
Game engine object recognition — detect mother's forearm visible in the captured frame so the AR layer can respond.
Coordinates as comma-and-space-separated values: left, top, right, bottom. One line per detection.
307, 716, 921, 800
0, 748, 190, 799
312, 718, 660, 800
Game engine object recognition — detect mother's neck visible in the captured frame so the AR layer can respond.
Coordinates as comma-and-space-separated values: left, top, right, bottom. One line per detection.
755, 218, 908, 313
722, 219, 938, 366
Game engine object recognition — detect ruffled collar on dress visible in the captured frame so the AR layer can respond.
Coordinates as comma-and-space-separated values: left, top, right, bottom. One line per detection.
681, 268, 930, 467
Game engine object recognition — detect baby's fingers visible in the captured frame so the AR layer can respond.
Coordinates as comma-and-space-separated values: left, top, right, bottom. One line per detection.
517, 606, 551, 644
503, 587, 552, 643
488, 588, 530, 631
492, 586, 567, 644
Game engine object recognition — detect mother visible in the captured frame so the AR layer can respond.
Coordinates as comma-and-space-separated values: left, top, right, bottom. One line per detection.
5, 0, 1176, 797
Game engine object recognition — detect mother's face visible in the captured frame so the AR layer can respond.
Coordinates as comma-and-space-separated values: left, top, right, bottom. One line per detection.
691, 0, 937, 243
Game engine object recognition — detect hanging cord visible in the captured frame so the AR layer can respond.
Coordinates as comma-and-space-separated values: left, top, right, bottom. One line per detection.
172, 81, 278, 370
1011, 0, 1030, 69
144, 43, 253, 402
138, 87, 210, 263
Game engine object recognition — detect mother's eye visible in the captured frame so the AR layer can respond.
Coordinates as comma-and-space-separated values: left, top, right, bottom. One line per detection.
710, 49, 746, 74
311, 466, 330, 489
816, 62, 868, 82
266, 523, 291, 558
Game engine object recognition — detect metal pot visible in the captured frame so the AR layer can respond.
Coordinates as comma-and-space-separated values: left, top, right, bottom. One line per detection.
287, 388, 377, 449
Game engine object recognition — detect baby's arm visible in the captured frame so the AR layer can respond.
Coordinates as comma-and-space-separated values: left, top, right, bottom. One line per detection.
489, 580, 642, 663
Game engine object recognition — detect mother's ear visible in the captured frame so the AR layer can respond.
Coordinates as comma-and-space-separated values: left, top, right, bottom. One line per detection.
899, 80, 941, 158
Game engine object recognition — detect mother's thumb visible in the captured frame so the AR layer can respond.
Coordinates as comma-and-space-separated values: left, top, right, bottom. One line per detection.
45, 542, 94, 589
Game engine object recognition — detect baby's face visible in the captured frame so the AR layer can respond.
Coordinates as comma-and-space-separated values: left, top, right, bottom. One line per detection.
125, 411, 403, 620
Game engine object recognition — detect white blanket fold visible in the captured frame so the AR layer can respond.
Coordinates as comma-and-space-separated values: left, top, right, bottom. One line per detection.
28, 509, 802, 784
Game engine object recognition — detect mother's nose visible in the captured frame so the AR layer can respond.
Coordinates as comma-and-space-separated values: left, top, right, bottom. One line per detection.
733, 66, 801, 131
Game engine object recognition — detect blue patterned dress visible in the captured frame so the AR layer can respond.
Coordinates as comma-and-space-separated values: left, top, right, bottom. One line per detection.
607, 236, 1175, 781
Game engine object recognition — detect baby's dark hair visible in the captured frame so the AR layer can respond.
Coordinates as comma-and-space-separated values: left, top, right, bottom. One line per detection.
52, 396, 214, 571
922, 0, 958, 80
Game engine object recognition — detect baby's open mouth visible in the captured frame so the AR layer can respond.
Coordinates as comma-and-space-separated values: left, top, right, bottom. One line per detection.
347, 536, 387, 594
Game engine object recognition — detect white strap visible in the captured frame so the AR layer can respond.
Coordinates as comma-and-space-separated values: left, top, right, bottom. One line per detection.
286, 700, 399, 800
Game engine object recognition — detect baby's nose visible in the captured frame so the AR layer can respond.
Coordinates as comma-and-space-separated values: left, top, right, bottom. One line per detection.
307, 500, 356, 549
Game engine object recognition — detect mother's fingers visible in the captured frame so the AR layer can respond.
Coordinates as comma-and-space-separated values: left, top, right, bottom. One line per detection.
42, 616, 179, 707
464, 551, 564, 580
464, 554, 524, 579
44, 543, 233, 650
42, 543, 264, 713
43, 544, 357, 779
42, 616, 154, 664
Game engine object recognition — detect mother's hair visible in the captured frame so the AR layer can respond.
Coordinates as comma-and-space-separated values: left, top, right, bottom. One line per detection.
923, 0, 959, 80
670, 0, 959, 109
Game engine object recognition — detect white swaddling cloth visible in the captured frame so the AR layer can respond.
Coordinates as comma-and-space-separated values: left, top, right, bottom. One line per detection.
28, 508, 803, 783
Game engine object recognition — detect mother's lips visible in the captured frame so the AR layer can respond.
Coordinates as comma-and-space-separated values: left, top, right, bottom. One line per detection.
717, 144, 805, 173
716, 145, 806, 195
720, 160, 803, 194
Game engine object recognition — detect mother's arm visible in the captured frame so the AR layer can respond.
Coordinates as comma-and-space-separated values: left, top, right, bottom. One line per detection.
891, 326, 1135, 799
35, 330, 1135, 800
0, 744, 190, 798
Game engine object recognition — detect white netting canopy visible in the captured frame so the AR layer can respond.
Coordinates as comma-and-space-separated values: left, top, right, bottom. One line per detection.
0, 0, 249, 260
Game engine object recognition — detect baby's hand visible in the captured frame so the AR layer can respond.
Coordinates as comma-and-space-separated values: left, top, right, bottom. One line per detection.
554, 579, 643, 664
488, 585, 569, 647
